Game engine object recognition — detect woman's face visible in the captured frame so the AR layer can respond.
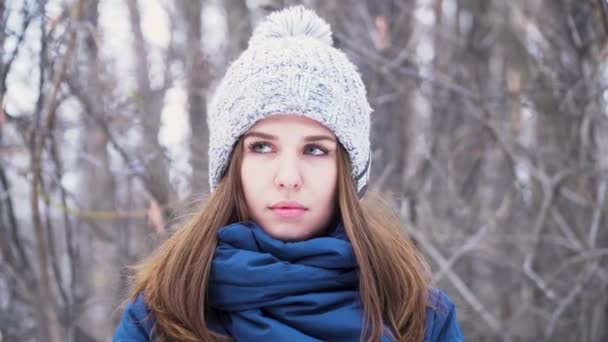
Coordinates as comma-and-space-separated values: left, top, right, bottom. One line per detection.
240, 114, 339, 241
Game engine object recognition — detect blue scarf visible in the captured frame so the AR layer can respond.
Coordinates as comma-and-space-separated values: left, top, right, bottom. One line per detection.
208, 221, 391, 342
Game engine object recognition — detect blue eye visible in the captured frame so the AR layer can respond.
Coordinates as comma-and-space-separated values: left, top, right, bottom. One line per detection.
305, 145, 328, 156
248, 141, 273, 153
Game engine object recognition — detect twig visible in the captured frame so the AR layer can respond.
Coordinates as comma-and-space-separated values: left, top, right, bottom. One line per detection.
432, 224, 488, 283
29, 2, 82, 341
0, 163, 32, 273
0, 3, 34, 95
41, 183, 68, 306
588, 179, 606, 248
546, 248, 608, 285
334, 31, 480, 100
522, 170, 574, 302
559, 185, 595, 208
544, 264, 596, 338
370, 160, 394, 192
48, 125, 78, 339
550, 208, 584, 251
407, 225, 503, 333
64, 75, 168, 207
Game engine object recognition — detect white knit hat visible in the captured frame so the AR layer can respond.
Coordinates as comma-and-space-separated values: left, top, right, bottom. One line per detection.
207, 6, 372, 197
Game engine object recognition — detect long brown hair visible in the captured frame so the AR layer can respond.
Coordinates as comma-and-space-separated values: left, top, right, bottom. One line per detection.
125, 138, 430, 341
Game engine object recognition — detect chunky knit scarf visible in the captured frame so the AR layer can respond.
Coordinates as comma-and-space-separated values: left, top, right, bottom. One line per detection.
208, 221, 391, 341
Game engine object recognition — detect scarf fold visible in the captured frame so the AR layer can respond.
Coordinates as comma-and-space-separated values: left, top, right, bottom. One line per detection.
209, 221, 391, 342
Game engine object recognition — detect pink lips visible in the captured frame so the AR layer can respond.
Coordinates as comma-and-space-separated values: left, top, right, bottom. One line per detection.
270, 201, 307, 218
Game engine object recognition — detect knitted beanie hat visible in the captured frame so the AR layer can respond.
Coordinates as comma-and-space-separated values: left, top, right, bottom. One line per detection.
207, 6, 372, 197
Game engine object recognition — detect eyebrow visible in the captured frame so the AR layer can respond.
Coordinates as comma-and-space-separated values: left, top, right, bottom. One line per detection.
243, 131, 337, 143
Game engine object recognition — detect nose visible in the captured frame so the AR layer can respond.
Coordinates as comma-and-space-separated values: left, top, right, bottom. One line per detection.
274, 154, 302, 191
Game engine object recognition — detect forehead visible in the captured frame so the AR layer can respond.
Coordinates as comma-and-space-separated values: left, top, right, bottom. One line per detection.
246, 114, 335, 137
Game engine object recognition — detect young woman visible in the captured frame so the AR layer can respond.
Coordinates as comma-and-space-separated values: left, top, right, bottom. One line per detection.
114, 6, 463, 342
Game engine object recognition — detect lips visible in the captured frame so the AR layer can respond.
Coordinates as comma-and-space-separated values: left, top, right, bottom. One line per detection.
270, 201, 307, 218
271, 201, 306, 209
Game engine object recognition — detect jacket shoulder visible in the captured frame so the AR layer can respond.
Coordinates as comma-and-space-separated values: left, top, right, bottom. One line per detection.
425, 289, 464, 342
113, 292, 154, 342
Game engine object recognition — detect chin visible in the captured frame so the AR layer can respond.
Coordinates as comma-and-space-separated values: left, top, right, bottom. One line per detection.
257, 223, 313, 242
267, 228, 308, 242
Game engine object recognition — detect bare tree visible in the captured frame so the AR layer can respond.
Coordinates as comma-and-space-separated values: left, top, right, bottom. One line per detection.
176, 0, 210, 195
126, 0, 176, 216
1, 0, 606, 341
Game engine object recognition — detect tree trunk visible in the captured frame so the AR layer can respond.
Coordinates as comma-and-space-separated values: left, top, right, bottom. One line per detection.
126, 0, 175, 215
177, 0, 210, 195
225, 0, 252, 63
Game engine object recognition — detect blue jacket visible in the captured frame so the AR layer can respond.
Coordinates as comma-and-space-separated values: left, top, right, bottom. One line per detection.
114, 223, 463, 341
113, 289, 463, 341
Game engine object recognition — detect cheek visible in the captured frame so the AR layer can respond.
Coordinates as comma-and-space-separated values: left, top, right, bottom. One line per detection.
240, 159, 263, 196
307, 161, 338, 199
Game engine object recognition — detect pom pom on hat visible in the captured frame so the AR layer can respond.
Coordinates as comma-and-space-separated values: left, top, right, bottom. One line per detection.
248, 6, 333, 47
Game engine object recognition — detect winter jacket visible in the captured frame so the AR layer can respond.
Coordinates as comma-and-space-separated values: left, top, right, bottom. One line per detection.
114, 222, 463, 341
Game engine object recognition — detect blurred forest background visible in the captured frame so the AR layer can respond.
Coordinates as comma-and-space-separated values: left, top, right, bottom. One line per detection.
1, 0, 608, 341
